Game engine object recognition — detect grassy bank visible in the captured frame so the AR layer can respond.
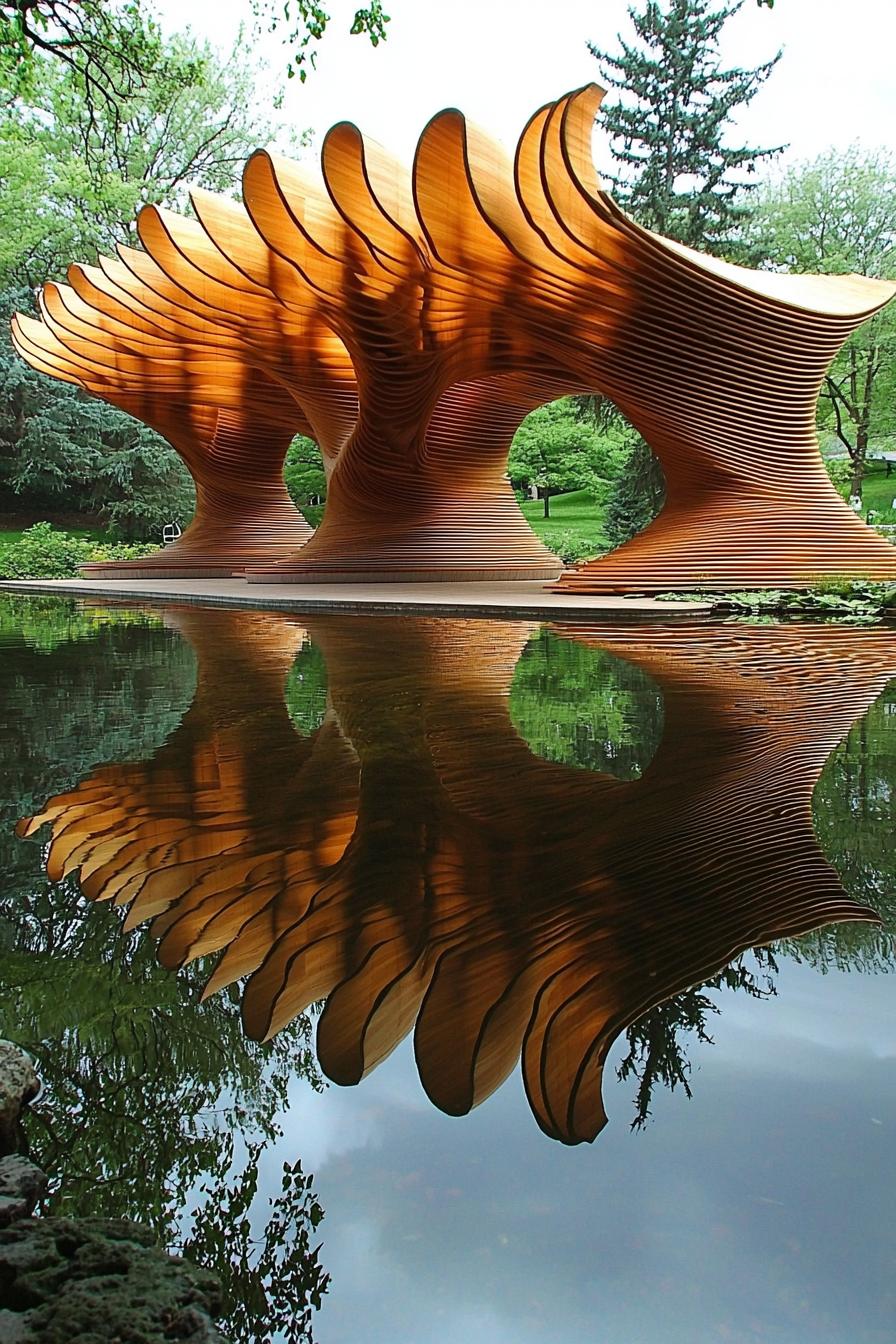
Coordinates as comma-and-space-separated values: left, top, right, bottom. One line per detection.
0, 523, 159, 579
520, 489, 609, 562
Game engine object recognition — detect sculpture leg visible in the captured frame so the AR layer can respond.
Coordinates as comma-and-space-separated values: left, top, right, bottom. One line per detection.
80, 416, 313, 579
246, 380, 565, 584
555, 476, 896, 593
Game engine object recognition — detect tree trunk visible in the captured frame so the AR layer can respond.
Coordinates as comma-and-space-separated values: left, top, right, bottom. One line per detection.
542, 489, 550, 519
850, 344, 879, 502
850, 424, 869, 500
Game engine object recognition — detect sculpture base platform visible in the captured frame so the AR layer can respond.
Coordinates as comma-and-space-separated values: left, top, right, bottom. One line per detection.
79, 555, 308, 581
0, 576, 710, 620
80, 565, 241, 580
242, 563, 564, 584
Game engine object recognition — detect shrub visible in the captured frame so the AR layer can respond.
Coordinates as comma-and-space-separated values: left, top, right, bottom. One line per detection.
300, 504, 324, 529
0, 523, 160, 579
656, 581, 896, 623
544, 530, 606, 565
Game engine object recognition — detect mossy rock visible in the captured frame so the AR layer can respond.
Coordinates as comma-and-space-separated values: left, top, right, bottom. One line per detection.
0, 1216, 226, 1342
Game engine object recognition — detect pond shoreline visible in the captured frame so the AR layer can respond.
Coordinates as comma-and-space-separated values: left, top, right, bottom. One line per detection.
0, 577, 712, 621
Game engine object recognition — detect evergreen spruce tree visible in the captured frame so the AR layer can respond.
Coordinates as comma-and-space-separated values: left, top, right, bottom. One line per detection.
589, 0, 783, 251
591, 0, 782, 548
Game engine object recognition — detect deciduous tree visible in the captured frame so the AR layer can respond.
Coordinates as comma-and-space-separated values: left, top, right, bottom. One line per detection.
509, 398, 624, 518
748, 148, 896, 499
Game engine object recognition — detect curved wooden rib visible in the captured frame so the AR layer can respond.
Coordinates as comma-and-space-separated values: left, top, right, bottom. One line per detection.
11, 192, 358, 577
538, 90, 896, 590
239, 130, 571, 580
13, 295, 314, 578
18, 613, 895, 1142
11, 82, 896, 584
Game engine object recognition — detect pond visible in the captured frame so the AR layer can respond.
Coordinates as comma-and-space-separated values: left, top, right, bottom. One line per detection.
0, 593, 894, 1343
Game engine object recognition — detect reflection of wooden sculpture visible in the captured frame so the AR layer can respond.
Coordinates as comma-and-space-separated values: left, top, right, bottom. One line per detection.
19, 612, 895, 1142
18, 608, 359, 952
13, 86, 896, 587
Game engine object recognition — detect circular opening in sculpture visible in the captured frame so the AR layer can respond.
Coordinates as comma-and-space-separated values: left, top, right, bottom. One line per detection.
508, 396, 666, 569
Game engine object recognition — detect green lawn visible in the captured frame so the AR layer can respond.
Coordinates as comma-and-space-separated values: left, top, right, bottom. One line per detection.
861, 459, 896, 522
520, 489, 609, 550
826, 456, 896, 530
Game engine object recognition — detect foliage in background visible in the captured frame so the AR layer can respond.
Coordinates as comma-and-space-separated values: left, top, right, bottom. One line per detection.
0, 521, 160, 577
519, 487, 610, 557
509, 397, 627, 518
748, 147, 896, 500
0, 0, 389, 111
0, 25, 296, 288
542, 529, 605, 565
603, 436, 667, 551
253, 0, 390, 82
0, 2, 172, 129
284, 434, 328, 507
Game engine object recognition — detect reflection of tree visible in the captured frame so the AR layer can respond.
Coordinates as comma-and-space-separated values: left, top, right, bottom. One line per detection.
0, 595, 195, 817
19, 611, 896, 1147
184, 1146, 329, 1344
2, 892, 329, 1344
509, 625, 663, 779
617, 950, 778, 1129
1, 602, 330, 1342
807, 677, 896, 970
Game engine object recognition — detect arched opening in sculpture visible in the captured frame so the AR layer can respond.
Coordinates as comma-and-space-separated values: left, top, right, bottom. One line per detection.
507, 393, 668, 565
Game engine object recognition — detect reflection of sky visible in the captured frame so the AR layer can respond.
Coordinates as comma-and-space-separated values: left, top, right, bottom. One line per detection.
264, 956, 896, 1344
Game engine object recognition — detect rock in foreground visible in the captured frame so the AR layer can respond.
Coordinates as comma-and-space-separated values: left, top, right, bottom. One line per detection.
0, 1215, 226, 1343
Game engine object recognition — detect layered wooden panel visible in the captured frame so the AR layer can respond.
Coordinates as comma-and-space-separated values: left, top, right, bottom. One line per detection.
13, 285, 305, 577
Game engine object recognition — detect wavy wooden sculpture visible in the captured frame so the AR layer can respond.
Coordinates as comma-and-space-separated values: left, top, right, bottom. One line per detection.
234, 83, 896, 584
11, 197, 358, 577
18, 611, 895, 1141
14, 84, 895, 586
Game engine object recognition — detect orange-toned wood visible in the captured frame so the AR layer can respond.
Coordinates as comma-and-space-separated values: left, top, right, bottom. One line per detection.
12, 84, 896, 586
18, 613, 894, 1141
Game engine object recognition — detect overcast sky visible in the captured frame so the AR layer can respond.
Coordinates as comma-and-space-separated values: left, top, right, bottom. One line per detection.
153, 0, 895, 173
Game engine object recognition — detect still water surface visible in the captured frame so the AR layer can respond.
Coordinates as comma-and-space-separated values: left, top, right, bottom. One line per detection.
1, 595, 894, 1342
